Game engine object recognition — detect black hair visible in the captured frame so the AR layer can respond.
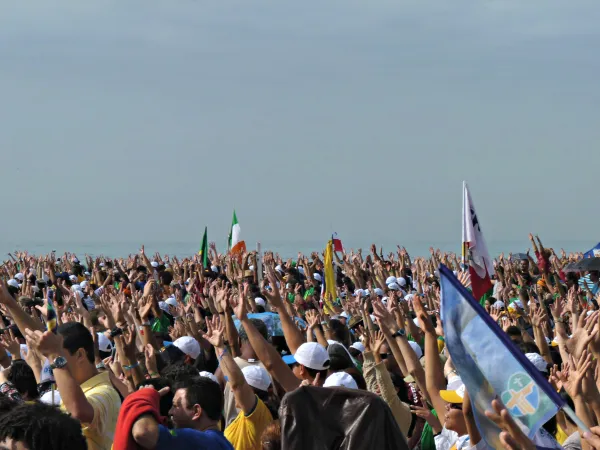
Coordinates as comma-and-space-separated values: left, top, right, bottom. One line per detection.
389, 371, 410, 404
7, 360, 38, 400
160, 271, 174, 286
135, 378, 174, 417
518, 341, 541, 355
239, 319, 269, 343
506, 326, 522, 338
304, 366, 329, 380
175, 376, 223, 421
328, 320, 350, 347
0, 401, 87, 450
161, 361, 199, 384
58, 322, 95, 363
0, 394, 17, 416
254, 387, 280, 420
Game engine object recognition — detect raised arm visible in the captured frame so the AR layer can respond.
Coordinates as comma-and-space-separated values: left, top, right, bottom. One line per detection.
205, 316, 257, 414
230, 293, 300, 393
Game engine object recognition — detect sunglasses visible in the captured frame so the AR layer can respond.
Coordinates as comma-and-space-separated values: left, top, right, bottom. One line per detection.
449, 403, 463, 410
379, 353, 391, 360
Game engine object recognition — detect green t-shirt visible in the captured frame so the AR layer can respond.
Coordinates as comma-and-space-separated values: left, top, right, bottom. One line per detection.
151, 314, 171, 333
420, 409, 437, 450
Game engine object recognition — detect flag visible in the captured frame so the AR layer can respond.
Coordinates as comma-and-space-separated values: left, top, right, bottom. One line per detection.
440, 264, 564, 448
199, 226, 208, 268
323, 240, 337, 314
584, 242, 600, 258
462, 181, 493, 301
46, 295, 57, 333
332, 233, 343, 253
228, 210, 246, 256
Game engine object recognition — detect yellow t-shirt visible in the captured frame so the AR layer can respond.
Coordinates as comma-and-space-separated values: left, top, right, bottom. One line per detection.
60, 371, 121, 450
224, 396, 273, 450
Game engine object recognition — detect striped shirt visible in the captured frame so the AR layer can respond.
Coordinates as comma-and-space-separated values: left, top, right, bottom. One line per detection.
61, 371, 121, 450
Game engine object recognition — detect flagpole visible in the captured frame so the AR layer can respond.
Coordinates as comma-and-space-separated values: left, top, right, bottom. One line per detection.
256, 242, 263, 284
563, 405, 591, 435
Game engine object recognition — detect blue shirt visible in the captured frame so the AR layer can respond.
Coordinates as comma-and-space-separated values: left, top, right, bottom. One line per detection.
157, 425, 233, 450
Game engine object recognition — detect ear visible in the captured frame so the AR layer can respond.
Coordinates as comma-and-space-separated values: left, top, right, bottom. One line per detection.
184, 355, 192, 365
192, 404, 203, 421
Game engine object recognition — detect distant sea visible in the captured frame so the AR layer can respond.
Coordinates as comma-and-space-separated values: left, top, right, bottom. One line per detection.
0, 239, 595, 261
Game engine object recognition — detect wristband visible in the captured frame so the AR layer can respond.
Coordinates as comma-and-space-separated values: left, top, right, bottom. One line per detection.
217, 347, 228, 363
96, 362, 106, 370
123, 362, 139, 370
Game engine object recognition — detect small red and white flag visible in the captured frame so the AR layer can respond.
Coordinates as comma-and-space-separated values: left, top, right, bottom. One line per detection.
332, 233, 343, 253
462, 182, 493, 300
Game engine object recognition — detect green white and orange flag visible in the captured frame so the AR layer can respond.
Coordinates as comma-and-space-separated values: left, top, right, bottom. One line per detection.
228, 210, 246, 256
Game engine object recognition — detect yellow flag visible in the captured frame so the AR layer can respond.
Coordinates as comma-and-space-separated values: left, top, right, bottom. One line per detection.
324, 240, 337, 314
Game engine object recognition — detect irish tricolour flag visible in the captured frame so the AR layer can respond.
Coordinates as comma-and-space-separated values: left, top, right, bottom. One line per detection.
462, 181, 493, 302
228, 210, 246, 256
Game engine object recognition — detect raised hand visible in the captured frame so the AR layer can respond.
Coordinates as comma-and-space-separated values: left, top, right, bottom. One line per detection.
204, 315, 225, 348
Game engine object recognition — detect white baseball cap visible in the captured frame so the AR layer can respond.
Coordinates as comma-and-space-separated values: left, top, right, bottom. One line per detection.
350, 342, 365, 353
255, 297, 266, 307
80, 280, 89, 289
69, 275, 77, 282
7, 279, 19, 289
14, 273, 24, 281
165, 297, 178, 307
173, 336, 201, 360
526, 353, 549, 373
388, 283, 400, 291
374, 288, 385, 297
323, 371, 358, 389
385, 276, 397, 285
199, 371, 218, 383
242, 365, 271, 391
151, 261, 159, 268
313, 273, 323, 282
397, 277, 407, 287
293, 342, 330, 371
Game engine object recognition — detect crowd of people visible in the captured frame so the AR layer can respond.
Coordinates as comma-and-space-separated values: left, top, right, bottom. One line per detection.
0, 235, 600, 450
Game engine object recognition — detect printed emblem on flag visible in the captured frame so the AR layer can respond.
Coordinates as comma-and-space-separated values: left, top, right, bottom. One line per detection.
501, 373, 539, 417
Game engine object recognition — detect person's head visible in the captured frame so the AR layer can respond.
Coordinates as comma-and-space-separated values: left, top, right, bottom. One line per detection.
590, 271, 600, 284
169, 377, 223, 430
379, 341, 399, 373
439, 378, 467, 435
260, 420, 281, 450
519, 258, 529, 273
328, 320, 350, 347
506, 326, 522, 343
238, 319, 269, 356
57, 322, 95, 382
0, 401, 87, 450
291, 342, 330, 382
6, 361, 38, 401
172, 336, 201, 365
161, 361, 201, 385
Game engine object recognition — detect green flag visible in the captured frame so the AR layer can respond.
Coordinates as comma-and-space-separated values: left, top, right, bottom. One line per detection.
199, 226, 208, 268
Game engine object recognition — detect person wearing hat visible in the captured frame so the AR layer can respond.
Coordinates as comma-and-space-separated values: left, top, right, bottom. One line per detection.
204, 317, 274, 450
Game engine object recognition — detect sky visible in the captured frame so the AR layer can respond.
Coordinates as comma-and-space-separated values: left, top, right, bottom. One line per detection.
1, 0, 599, 255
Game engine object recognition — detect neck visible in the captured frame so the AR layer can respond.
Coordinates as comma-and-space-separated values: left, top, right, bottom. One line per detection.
74, 364, 99, 385
240, 344, 257, 361
194, 419, 219, 433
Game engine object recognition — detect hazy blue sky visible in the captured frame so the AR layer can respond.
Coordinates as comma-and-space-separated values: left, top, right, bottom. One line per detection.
1, 0, 599, 255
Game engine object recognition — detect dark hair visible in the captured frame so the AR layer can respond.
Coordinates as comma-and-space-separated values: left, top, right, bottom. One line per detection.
239, 319, 269, 343
345, 367, 366, 390
304, 366, 328, 380
58, 322, 94, 363
506, 326, 522, 338
0, 402, 87, 450
175, 377, 223, 421
160, 271, 174, 286
161, 361, 199, 384
7, 360, 38, 400
0, 394, 17, 415
136, 378, 174, 417
328, 320, 350, 347
518, 341, 541, 355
